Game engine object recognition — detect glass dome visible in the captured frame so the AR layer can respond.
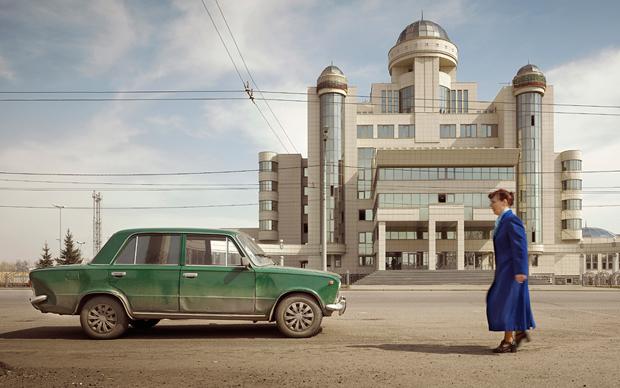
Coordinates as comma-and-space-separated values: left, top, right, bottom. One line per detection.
396, 20, 451, 45
582, 227, 617, 239
319, 65, 344, 77
517, 64, 543, 75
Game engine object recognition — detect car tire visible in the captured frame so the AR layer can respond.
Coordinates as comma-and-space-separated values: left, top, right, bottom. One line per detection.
129, 319, 160, 330
79, 296, 129, 340
275, 294, 323, 338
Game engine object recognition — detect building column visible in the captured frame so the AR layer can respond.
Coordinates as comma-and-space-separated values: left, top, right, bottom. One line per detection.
377, 222, 386, 271
597, 254, 602, 272
428, 219, 436, 271
613, 253, 619, 273
457, 219, 465, 270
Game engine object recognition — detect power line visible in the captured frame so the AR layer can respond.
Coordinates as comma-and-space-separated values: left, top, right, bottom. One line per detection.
199, 0, 291, 153
214, 0, 298, 154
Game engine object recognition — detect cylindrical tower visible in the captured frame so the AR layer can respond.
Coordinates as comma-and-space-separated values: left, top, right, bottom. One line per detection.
316, 65, 347, 244
560, 150, 583, 240
258, 151, 279, 242
513, 64, 547, 244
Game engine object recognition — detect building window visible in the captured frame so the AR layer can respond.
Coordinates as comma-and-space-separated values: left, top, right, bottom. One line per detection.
530, 255, 539, 267
479, 124, 498, 138
303, 205, 308, 215
357, 148, 375, 199
259, 161, 278, 172
562, 160, 582, 171
358, 232, 373, 255
440, 124, 456, 138
334, 258, 342, 268
561, 219, 582, 230
357, 125, 373, 139
359, 209, 373, 221
259, 181, 277, 192
359, 256, 375, 266
460, 124, 476, 138
562, 179, 582, 191
303, 186, 310, 196
303, 223, 308, 233
586, 254, 597, 270
398, 124, 415, 138
378, 125, 395, 138
562, 199, 582, 211
399, 86, 414, 113
259, 200, 277, 211
377, 167, 514, 181
303, 167, 308, 177
259, 220, 278, 231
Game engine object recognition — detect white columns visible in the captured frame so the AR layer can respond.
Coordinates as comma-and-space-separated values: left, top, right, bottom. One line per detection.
457, 219, 465, 270
428, 219, 436, 271
613, 253, 619, 273
377, 222, 386, 271
597, 254, 602, 272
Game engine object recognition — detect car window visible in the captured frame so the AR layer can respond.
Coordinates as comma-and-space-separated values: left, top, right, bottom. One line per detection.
186, 235, 242, 266
113, 234, 181, 265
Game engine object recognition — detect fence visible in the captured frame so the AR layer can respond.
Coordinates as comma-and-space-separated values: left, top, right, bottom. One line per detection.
0, 272, 30, 287
582, 271, 620, 288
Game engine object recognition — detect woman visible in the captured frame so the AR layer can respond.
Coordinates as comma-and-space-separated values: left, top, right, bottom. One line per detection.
486, 189, 535, 353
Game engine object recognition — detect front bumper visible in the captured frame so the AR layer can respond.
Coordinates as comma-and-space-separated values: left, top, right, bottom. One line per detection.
325, 295, 347, 315
29, 294, 48, 311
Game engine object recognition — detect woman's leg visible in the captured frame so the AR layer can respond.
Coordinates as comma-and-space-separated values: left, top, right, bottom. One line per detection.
503, 331, 514, 343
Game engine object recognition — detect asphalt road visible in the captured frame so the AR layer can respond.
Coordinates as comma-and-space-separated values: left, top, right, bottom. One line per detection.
1, 288, 620, 387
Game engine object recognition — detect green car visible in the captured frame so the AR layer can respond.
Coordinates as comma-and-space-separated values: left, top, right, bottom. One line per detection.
29, 228, 346, 339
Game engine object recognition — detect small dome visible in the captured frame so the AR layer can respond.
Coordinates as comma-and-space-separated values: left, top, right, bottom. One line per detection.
582, 227, 617, 239
517, 64, 543, 76
396, 20, 451, 45
319, 65, 344, 77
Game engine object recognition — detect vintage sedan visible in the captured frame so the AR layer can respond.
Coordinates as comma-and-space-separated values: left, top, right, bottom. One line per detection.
29, 228, 346, 339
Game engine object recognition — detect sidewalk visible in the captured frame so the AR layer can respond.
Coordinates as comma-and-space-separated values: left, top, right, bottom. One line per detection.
343, 284, 620, 291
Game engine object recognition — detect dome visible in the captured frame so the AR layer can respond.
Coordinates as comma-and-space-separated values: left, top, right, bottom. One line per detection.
582, 227, 617, 239
396, 20, 451, 45
319, 65, 344, 77
517, 64, 543, 76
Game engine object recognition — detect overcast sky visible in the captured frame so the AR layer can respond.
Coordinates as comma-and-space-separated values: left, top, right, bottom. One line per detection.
1, 0, 619, 261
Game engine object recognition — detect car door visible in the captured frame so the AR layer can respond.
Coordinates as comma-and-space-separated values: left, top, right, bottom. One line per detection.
179, 234, 256, 314
108, 233, 181, 312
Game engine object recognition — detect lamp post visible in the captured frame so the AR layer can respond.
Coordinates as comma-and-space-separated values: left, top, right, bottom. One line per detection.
52, 204, 65, 257
322, 126, 329, 271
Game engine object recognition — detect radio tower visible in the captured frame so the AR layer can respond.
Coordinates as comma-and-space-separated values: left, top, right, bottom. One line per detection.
92, 191, 102, 256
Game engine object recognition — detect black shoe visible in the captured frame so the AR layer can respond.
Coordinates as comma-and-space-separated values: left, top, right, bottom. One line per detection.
515, 331, 531, 348
492, 340, 517, 353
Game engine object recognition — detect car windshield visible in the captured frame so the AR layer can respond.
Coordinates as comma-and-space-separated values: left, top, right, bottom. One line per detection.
236, 233, 274, 266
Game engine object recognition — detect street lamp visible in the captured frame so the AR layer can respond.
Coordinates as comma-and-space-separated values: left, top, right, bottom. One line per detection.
52, 204, 65, 257
322, 126, 329, 272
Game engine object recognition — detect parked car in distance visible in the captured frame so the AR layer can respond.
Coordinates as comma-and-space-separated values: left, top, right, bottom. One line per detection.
29, 228, 346, 339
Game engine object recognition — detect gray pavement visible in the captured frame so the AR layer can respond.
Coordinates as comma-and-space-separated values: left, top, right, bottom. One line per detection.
1, 288, 620, 387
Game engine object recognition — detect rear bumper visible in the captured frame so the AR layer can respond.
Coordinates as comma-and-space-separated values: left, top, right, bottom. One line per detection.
30, 294, 48, 311
325, 296, 346, 315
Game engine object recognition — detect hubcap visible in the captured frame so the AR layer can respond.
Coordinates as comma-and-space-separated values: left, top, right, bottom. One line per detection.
284, 301, 314, 332
87, 303, 117, 334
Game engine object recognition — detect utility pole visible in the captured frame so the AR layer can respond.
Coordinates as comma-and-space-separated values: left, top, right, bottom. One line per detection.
52, 204, 65, 257
92, 191, 102, 256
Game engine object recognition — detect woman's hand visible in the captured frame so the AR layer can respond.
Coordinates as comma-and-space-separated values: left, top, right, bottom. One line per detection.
515, 274, 527, 283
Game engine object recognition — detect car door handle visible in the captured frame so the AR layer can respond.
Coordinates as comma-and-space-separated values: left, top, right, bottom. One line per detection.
183, 272, 198, 279
111, 271, 126, 278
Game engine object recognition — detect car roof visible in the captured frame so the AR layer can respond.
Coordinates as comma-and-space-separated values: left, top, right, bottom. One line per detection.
115, 227, 239, 236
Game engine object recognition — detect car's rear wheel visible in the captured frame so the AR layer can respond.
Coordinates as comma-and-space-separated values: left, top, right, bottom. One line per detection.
275, 294, 323, 338
79, 296, 128, 340
129, 319, 160, 330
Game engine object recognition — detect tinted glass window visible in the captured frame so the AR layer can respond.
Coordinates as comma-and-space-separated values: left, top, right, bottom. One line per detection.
134, 235, 181, 265
186, 235, 243, 266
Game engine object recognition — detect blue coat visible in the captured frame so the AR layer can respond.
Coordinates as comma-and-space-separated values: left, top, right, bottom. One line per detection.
486, 209, 536, 332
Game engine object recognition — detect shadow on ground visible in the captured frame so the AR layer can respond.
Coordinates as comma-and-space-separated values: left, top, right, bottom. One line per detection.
349, 343, 496, 356
0, 323, 284, 340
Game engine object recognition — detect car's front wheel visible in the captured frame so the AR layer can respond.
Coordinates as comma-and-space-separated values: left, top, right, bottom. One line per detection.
79, 296, 128, 340
129, 319, 160, 330
275, 294, 323, 338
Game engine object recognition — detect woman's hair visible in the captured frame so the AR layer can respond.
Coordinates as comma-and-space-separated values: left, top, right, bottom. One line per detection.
488, 188, 514, 206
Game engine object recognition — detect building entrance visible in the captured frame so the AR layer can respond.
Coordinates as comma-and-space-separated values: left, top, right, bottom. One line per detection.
436, 252, 457, 270
386, 252, 428, 270
464, 252, 494, 270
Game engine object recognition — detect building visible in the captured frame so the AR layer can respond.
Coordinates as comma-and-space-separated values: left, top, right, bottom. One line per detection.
254, 18, 619, 283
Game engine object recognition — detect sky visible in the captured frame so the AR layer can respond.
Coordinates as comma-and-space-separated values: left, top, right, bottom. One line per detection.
1, 0, 620, 262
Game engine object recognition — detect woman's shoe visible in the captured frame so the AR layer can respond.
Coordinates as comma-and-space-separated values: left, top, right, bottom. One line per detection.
492, 340, 517, 353
515, 331, 531, 348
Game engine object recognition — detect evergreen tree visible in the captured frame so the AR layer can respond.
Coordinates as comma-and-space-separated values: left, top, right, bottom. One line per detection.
36, 242, 55, 269
56, 229, 82, 265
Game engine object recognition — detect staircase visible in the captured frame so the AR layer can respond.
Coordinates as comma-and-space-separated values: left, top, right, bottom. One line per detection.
354, 270, 495, 285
